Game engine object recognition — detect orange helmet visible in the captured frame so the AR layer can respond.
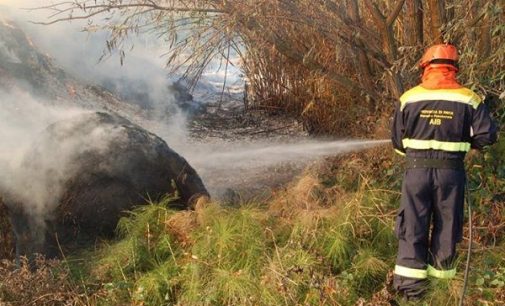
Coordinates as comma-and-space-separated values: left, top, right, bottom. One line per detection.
419, 44, 459, 69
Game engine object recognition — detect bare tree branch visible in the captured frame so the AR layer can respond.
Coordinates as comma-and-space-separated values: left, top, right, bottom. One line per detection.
364, 0, 386, 26
386, 0, 406, 26
29, 3, 224, 25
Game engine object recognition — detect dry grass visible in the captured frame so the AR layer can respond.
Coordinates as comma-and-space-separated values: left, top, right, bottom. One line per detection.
269, 174, 326, 217
0, 256, 96, 306
164, 211, 199, 248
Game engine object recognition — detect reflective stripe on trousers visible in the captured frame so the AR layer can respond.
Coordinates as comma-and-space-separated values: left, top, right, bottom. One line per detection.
394, 265, 427, 279
427, 265, 457, 279
394, 265, 457, 279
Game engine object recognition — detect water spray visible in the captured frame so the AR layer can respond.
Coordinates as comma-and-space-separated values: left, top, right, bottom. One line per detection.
182, 138, 391, 199
187, 139, 391, 168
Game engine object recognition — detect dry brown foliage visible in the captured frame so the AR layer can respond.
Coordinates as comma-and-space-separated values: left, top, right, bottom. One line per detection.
235, 0, 504, 135
268, 145, 396, 220
0, 256, 94, 306
269, 173, 333, 219
164, 211, 198, 247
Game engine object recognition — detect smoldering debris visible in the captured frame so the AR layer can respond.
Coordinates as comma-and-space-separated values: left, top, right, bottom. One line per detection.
0, 92, 209, 259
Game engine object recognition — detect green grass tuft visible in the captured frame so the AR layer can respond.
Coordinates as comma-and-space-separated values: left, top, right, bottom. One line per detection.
322, 224, 354, 271
351, 248, 389, 296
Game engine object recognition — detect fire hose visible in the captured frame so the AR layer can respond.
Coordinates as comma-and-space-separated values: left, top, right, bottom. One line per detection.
458, 179, 474, 306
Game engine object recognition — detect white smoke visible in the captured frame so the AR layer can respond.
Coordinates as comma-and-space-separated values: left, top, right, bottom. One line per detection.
0, 89, 85, 166
0, 0, 243, 112
0, 89, 125, 236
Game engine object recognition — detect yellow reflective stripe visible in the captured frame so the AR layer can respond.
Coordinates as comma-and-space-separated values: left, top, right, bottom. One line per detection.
394, 149, 406, 156
427, 265, 456, 279
395, 265, 428, 279
400, 86, 481, 110
402, 139, 471, 152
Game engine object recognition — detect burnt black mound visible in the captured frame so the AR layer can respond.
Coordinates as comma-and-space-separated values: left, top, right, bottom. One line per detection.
2, 112, 209, 259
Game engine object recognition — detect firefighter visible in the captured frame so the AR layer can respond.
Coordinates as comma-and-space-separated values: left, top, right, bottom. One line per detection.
391, 44, 497, 300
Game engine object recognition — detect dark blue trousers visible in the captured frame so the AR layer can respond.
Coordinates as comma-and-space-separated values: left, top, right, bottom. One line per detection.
393, 168, 465, 297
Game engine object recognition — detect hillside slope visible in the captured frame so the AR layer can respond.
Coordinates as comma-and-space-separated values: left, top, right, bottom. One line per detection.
0, 15, 148, 122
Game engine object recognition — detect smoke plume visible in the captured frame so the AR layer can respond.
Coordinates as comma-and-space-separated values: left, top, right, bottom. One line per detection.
0, 0, 242, 114
0, 89, 125, 240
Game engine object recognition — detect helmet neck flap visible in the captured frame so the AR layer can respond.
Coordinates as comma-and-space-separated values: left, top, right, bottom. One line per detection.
421, 64, 461, 89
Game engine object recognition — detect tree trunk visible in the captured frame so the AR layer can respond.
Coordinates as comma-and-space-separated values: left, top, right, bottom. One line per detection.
347, 0, 374, 90
479, 2, 492, 58
405, 0, 424, 46
468, 0, 481, 43
428, 0, 447, 43
446, 0, 455, 23
364, 0, 405, 99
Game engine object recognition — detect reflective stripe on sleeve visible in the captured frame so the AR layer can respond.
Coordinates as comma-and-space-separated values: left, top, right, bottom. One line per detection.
427, 265, 457, 279
394, 265, 428, 279
402, 139, 471, 152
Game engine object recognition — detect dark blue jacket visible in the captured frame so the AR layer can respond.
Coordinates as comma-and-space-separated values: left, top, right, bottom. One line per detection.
391, 85, 497, 159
